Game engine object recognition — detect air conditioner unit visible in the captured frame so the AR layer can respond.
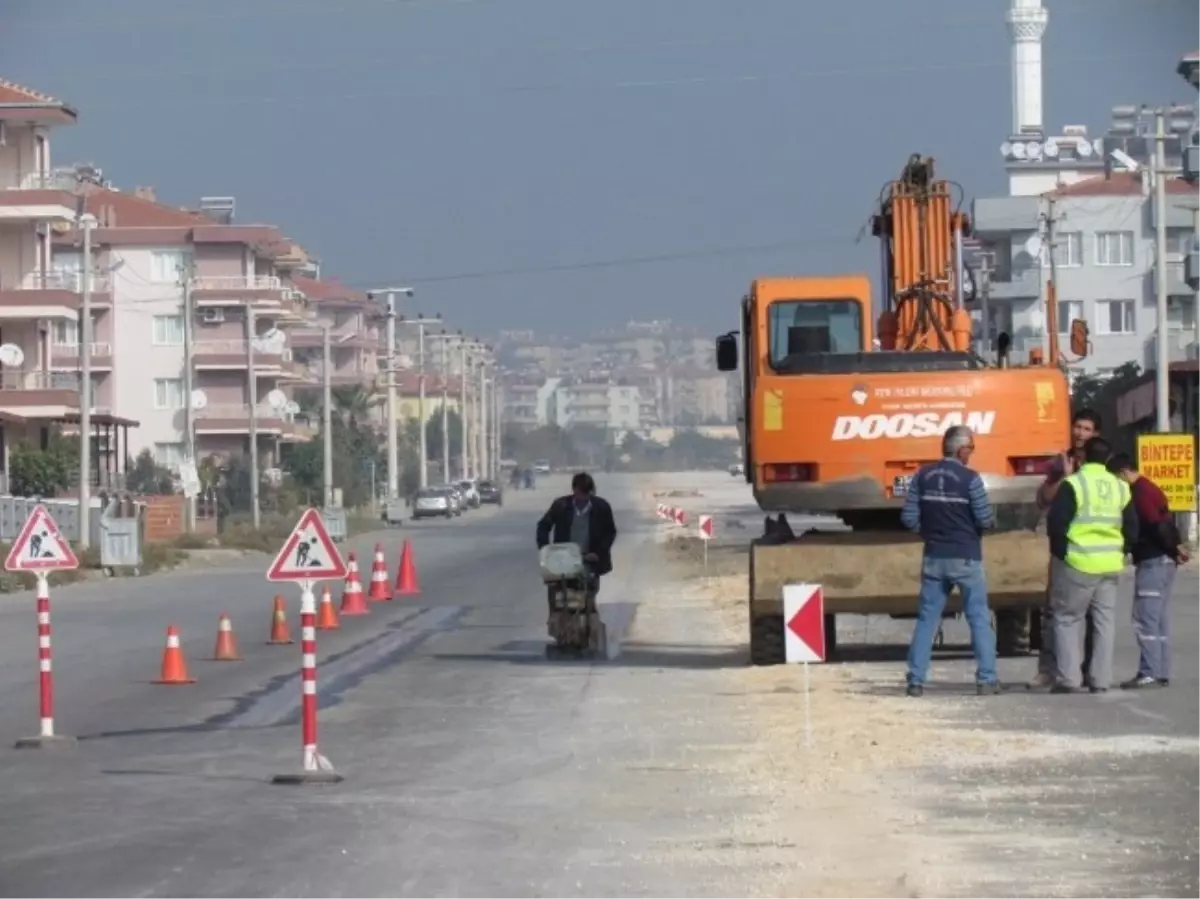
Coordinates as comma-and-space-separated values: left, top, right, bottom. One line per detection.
201, 308, 225, 324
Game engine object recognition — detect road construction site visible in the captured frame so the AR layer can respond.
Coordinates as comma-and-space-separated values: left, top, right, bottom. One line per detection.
0, 473, 1195, 898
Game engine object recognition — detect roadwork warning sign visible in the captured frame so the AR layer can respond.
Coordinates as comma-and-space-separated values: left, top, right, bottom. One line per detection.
1136, 433, 1197, 513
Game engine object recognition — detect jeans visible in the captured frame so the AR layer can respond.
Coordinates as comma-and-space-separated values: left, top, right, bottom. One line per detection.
907, 557, 998, 686
1132, 556, 1176, 680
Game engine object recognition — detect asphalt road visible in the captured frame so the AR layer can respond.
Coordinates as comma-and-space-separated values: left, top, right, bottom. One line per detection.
0, 477, 660, 897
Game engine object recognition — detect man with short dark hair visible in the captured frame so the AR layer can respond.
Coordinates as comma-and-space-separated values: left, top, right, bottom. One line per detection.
536, 472, 618, 601
901, 425, 1000, 698
1028, 407, 1103, 691
1107, 453, 1189, 689
1045, 436, 1138, 693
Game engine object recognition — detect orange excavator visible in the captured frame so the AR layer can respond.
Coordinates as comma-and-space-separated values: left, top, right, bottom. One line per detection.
715, 153, 1089, 664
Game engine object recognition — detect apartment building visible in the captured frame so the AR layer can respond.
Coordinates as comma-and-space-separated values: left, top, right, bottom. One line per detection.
50, 185, 314, 472
973, 172, 1199, 377
0, 80, 125, 487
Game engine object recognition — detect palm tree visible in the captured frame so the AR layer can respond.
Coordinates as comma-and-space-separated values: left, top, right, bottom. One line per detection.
331, 385, 382, 431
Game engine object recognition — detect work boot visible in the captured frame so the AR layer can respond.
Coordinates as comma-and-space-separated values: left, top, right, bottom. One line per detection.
906, 684, 924, 698
976, 681, 1003, 696
1050, 683, 1084, 694
1026, 671, 1054, 692
1120, 675, 1162, 690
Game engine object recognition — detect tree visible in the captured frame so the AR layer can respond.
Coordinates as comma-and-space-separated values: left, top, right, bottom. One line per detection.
125, 448, 175, 495
424, 407, 463, 467
9, 439, 73, 498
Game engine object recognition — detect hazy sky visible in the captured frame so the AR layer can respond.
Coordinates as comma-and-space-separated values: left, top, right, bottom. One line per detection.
4, 0, 1197, 337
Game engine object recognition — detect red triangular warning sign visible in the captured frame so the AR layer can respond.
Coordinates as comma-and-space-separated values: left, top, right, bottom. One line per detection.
266, 508, 347, 583
4, 504, 79, 573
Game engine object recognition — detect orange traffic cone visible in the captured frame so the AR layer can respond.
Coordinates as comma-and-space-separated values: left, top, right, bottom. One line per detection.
213, 612, 241, 661
340, 552, 369, 616
154, 625, 196, 684
394, 539, 421, 597
267, 595, 294, 644
316, 585, 340, 630
368, 543, 392, 601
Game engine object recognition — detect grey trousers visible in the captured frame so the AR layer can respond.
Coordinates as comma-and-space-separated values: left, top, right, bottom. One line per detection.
1049, 557, 1119, 690
1132, 557, 1176, 680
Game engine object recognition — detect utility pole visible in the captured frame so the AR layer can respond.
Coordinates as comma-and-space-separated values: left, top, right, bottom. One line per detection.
400, 313, 441, 489
976, 253, 994, 364
492, 375, 502, 477
477, 354, 488, 481
247, 305, 260, 529
77, 213, 96, 550
322, 321, 334, 508
459, 341, 471, 478
1153, 109, 1171, 432
367, 287, 412, 500
439, 335, 450, 482
1042, 195, 1061, 366
181, 263, 196, 532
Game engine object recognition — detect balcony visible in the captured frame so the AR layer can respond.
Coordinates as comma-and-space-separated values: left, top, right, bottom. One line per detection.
0, 370, 81, 415
193, 339, 287, 371
289, 326, 381, 350
0, 270, 112, 317
986, 265, 1041, 300
1155, 261, 1192, 296
1144, 331, 1199, 369
194, 403, 291, 434
0, 171, 77, 221
48, 342, 114, 371
190, 275, 290, 309
300, 361, 370, 386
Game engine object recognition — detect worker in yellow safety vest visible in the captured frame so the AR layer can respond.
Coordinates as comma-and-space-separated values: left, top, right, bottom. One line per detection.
1044, 436, 1138, 694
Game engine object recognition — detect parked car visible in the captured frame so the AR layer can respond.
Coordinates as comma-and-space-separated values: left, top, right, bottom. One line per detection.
477, 479, 503, 506
412, 486, 456, 520
532, 459, 551, 475
457, 479, 481, 509
441, 484, 464, 516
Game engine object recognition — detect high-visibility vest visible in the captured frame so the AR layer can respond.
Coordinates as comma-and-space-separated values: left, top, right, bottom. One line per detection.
1063, 463, 1130, 575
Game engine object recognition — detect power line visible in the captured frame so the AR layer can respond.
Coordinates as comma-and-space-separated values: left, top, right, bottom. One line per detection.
344, 233, 859, 287
76, 50, 1159, 111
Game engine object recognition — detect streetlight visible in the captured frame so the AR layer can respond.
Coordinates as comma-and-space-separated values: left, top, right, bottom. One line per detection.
398, 312, 442, 489
365, 287, 413, 501
426, 330, 464, 484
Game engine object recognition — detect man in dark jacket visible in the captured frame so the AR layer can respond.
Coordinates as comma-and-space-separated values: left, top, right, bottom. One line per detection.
536, 472, 618, 593
1107, 453, 1189, 689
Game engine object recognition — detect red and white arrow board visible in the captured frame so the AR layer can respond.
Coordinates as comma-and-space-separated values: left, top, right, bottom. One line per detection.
783, 583, 826, 663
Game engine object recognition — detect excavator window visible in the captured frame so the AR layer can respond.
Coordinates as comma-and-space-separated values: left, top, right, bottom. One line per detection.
767, 299, 862, 371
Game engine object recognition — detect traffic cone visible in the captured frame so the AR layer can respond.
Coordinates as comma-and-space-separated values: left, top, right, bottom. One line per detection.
154, 625, 196, 684
212, 612, 241, 661
340, 552, 369, 616
316, 585, 340, 630
267, 595, 294, 645
394, 539, 421, 597
368, 543, 392, 601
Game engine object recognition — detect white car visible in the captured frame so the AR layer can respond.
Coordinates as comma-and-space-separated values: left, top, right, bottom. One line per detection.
532, 460, 551, 475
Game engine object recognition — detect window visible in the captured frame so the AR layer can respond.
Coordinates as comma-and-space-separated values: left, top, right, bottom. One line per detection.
1047, 232, 1082, 268
767, 299, 863, 370
1056, 300, 1084, 334
1165, 228, 1191, 261
1095, 300, 1135, 335
52, 320, 79, 346
149, 250, 188, 283
153, 378, 185, 410
154, 442, 186, 471
1095, 231, 1134, 266
152, 314, 185, 345
1168, 296, 1196, 331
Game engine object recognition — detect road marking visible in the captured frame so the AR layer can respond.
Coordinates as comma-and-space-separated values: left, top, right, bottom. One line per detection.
225, 606, 463, 729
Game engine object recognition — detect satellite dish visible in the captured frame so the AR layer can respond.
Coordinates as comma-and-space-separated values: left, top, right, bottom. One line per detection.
1011, 142, 1027, 159
1092, 138, 1104, 154
1022, 234, 1043, 260
1000, 141, 1013, 157
1076, 140, 1093, 158
190, 389, 208, 410
1025, 140, 1043, 160
1043, 139, 1060, 158
267, 388, 288, 410
252, 328, 286, 354
0, 344, 25, 367
286, 401, 301, 415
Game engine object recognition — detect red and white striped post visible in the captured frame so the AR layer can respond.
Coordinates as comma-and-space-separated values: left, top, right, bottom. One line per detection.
14, 573, 75, 749
272, 581, 343, 785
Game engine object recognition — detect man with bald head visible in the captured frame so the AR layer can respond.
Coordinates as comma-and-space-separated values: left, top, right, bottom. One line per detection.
900, 425, 1000, 697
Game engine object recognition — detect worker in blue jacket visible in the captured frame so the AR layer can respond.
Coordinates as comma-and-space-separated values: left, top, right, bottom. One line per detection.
900, 425, 1000, 697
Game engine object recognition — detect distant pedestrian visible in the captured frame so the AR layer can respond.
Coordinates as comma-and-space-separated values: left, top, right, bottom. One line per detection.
1028, 408, 1102, 690
1045, 436, 1138, 694
900, 425, 1000, 698
1107, 453, 1189, 689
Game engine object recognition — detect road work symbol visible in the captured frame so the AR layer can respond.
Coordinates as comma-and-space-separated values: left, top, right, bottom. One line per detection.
4, 505, 79, 573
267, 508, 347, 583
